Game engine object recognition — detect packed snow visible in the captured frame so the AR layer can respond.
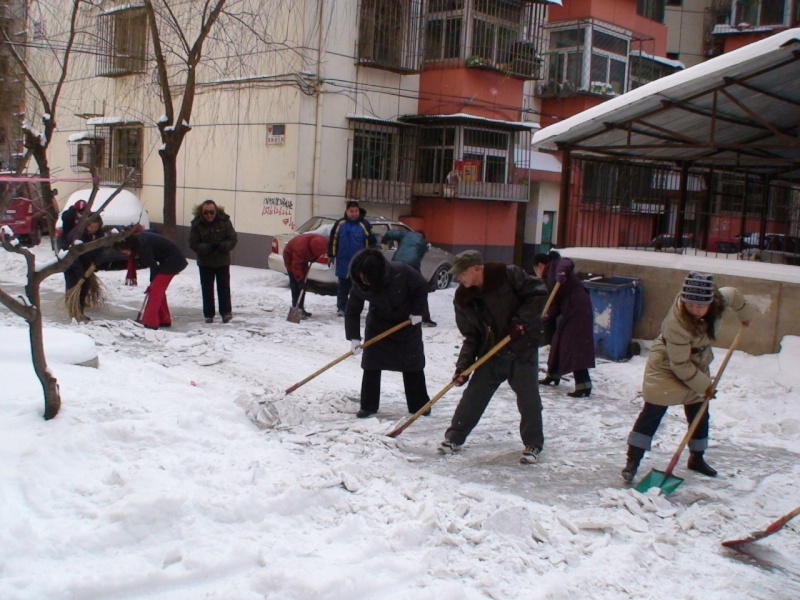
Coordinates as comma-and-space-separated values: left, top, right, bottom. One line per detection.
1, 243, 798, 599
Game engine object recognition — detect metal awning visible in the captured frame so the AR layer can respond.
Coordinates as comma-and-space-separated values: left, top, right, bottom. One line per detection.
531, 28, 800, 180
400, 113, 539, 132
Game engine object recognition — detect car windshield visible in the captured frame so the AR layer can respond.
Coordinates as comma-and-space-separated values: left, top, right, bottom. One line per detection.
296, 216, 336, 234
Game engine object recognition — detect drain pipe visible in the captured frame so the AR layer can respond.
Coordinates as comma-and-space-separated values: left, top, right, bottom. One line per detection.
310, 0, 326, 218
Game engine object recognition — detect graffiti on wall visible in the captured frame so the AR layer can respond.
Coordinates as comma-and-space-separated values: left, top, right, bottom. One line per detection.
262, 196, 295, 231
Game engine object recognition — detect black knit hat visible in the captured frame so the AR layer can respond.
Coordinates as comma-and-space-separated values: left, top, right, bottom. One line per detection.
682, 271, 715, 305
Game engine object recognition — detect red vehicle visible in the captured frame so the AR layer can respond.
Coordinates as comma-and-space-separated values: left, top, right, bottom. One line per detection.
0, 180, 48, 247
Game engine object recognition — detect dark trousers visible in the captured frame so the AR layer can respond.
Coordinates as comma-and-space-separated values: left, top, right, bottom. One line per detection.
360, 369, 430, 413
199, 265, 231, 318
288, 273, 305, 309
627, 401, 710, 453
446, 353, 544, 449
574, 368, 592, 391
337, 276, 352, 312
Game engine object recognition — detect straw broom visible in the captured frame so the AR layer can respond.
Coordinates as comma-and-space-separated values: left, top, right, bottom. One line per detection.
65, 264, 107, 321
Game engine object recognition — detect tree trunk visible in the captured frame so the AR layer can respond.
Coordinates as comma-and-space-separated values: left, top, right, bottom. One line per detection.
160, 150, 178, 240
25, 281, 61, 420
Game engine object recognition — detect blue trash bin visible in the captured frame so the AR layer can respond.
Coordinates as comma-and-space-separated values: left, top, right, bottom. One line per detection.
584, 277, 639, 361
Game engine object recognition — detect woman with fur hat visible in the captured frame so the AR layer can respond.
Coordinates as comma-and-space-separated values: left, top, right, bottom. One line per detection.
344, 248, 430, 418
189, 199, 238, 323
621, 272, 752, 483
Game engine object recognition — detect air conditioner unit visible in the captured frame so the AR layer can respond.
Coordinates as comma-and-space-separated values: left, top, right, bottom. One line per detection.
76, 141, 96, 168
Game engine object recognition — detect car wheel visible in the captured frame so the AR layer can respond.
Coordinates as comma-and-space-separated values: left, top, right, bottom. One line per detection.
429, 264, 452, 291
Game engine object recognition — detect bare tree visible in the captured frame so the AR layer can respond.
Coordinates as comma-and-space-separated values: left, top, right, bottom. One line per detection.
141, 0, 303, 238
0, 1, 133, 419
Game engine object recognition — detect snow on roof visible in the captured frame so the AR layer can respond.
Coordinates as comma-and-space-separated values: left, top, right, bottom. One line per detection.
401, 112, 540, 130
85, 116, 141, 126
532, 28, 800, 149
629, 49, 685, 70
67, 131, 97, 142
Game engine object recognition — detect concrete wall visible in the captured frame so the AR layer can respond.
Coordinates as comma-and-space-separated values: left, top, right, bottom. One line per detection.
569, 258, 799, 356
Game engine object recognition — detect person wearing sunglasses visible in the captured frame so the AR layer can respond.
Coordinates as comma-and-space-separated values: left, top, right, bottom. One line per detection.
189, 199, 238, 323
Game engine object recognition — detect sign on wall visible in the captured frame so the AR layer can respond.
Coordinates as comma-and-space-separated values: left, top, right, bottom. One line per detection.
266, 124, 285, 146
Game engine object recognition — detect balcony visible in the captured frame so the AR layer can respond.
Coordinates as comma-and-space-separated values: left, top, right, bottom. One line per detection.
413, 181, 528, 202
346, 179, 413, 205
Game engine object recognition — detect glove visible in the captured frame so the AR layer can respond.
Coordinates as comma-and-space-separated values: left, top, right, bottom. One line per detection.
509, 318, 527, 342
452, 372, 469, 387
210, 243, 221, 253
350, 339, 362, 355
555, 271, 567, 284
410, 315, 423, 326
703, 386, 717, 401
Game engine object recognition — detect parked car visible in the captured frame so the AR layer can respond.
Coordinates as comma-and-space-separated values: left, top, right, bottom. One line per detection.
267, 215, 454, 295
0, 178, 47, 247
646, 233, 696, 251
57, 187, 150, 270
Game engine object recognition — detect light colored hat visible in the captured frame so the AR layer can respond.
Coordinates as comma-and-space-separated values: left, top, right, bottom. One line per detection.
448, 250, 483, 276
682, 271, 715, 305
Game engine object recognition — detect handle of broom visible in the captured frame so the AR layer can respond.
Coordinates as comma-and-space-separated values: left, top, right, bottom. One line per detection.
285, 319, 411, 394
664, 325, 745, 476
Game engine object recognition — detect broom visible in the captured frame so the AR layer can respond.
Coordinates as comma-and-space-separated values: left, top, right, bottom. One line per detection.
65, 264, 107, 320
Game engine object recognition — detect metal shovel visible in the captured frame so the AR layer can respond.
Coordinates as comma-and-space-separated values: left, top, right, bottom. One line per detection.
635, 325, 745, 495
287, 288, 306, 324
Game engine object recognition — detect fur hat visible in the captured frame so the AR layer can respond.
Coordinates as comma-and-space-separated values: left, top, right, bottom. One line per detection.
682, 271, 715, 305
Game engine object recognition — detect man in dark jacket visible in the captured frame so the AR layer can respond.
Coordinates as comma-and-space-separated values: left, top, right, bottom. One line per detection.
381, 228, 436, 327
188, 200, 238, 323
439, 250, 549, 464
114, 231, 188, 330
58, 199, 88, 250
345, 248, 430, 418
282, 232, 329, 317
328, 201, 375, 316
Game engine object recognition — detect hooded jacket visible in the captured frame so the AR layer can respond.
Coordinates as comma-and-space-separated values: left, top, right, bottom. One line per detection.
381, 230, 428, 270
328, 213, 375, 278
283, 233, 329, 282
188, 205, 238, 268
345, 248, 428, 372
453, 263, 548, 372
642, 287, 753, 406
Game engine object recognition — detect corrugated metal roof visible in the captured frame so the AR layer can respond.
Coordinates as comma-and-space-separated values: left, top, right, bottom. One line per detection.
531, 28, 800, 180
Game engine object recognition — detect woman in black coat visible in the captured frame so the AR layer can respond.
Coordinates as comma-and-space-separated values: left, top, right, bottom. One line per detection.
115, 231, 188, 330
533, 251, 596, 397
344, 248, 430, 418
188, 200, 238, 323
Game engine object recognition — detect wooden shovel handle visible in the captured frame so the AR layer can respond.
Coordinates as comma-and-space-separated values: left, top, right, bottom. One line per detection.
388, 280, 560, 438
285, 319, 411, 394
664, 325, 745, 476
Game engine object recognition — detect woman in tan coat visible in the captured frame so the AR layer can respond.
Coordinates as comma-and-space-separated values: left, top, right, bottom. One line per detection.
621, 272, 752, 482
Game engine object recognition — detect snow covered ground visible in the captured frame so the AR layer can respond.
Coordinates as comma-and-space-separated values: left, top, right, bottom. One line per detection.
1, 243, 798, 599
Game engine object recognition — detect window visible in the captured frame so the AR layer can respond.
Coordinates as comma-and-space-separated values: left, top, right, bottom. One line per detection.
462, 128, 509, 183
357, 0, 423, 72
637, 0, 665, 23
350, 121, 416, 183
424, 15, 462, 60
96, 5, 147, 77
628, 53, 682, 90
734, 0, 787, 27
543, 23, 630, 96
418, 127, 456, 183
91, 124, 143, 186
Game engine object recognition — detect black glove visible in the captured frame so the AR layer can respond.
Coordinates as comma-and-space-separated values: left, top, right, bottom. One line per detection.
210, 243, 221, 253
509, 318, 527, 342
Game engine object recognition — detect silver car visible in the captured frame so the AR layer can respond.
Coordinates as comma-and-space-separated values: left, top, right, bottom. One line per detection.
267, 215, 454, 295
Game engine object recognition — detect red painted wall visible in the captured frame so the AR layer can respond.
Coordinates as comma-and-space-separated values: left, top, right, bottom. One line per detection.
411, 196, 518, 261
418, 67, 524, 120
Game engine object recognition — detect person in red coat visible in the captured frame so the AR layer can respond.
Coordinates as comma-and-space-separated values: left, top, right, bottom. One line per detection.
282, 233, 329, 318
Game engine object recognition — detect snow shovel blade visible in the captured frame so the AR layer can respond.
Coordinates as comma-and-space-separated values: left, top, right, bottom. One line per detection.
286, 306, 303, 324
634, 469, 684, 495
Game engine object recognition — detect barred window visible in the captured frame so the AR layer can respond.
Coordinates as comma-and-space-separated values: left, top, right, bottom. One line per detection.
96, 5, 147, 77
91, 124, 143, 186
357, 0, 423, 73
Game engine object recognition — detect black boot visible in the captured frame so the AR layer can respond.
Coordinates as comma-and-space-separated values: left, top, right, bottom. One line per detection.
688, 451, 717, 477
621, 446, 645, 483
539, 376, 561, 386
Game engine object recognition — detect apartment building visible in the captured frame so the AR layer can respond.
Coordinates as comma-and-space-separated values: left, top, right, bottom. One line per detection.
0, 0, 25, 171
